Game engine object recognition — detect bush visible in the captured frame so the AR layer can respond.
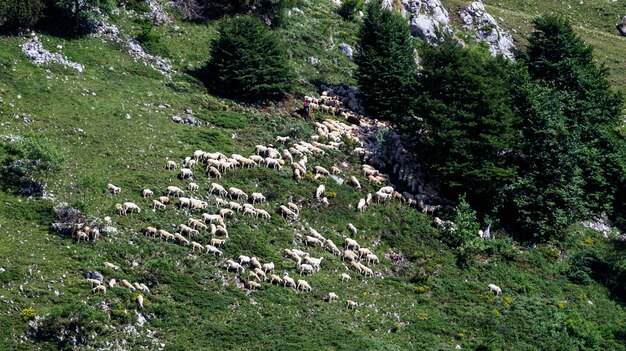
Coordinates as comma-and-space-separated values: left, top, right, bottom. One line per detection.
32, 301, 108, 348
198, 0, 295, 26
136, 20, 170, 58
43, 0, 114, 33
1, 135, 63, 195
338, 0, 364, 21
0, 0, 44, 31
207, 15, 294, 101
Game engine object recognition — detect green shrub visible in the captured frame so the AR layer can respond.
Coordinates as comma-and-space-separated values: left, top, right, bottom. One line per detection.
136, 20, 170, 58
0, 0, 44, 31
207, 15, 294, 101
44, 0, 115, 33
123, 0, 149, 13
32, 301, 108, 348
337, 0, 364, 21
205, 110, 248, 129
1, 135, 63, 195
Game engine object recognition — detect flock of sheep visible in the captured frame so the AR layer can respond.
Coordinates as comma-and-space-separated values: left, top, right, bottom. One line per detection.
95, 105, 502, 309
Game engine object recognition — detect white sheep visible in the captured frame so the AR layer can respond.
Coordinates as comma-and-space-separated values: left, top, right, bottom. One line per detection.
179, 168, 194, 180
188, 182, 199, 192
228, 187, 248, 201
325, 292, 339, 302
344, 238, 360, 251
314, 166, 330, 176
243, 207, 256, 217
246, 280, 262, 290
253, 267, 267, 281
121, 279, 135, 290
191, 241, 204, 252
210, 238, 226, 247
207, 166, 222, 179
251, 192, 266, 204
264, 158, 282, 170
346, 300, 358, 309
299, 263, 315, 275
108, 279, 117, 288
92, 285, 107, 293
167, 186, 185, 197
123, 202, 141, 214
249, 271, 261, 282
210, 183, 228, 197
379, 186, 394, 194
305, 235, 323, 247
296, 279, 312, 292
104, 262, 119, 270
341, 273, 351, 282
107, 183, 121, 194
206, 245, 223, 257
324, 239, 341, 255
158, 196, 171, 205
287, 202, 300, 215
136, 295, 144, 310
86, 278, 102, 287
219, 208, 234, 218
238, 255, 251, 265
261, 262, 275, 273
165, 160, 177, 170
303, 256, 323, 271
488, 284, 502, 296
142, 188, 154, 197
152, 199, 166, 210
203, 213, 224, 225
347, 223, 358, 236
276, 136, 290, 143
331, 165, 341, 175
357, 199, 367, 212
278, 205, 297, 219
256, 209, 271, 219
358, 247, 373, 259
215, 225, 229, 237
316, 184, 325, 199
366, 253, 379, 265
270, 274, 283, 285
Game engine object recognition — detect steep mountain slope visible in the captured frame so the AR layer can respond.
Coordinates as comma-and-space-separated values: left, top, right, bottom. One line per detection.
0, 1, 625, 350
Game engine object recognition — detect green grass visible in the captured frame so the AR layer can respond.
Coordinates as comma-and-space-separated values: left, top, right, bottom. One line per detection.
1, 1, 625, 350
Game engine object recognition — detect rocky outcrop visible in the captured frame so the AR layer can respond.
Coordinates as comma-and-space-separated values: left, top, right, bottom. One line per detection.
92, 19, 174, 75
459, 1, 515, 59
403, 0, 452, 43
21, 34, 84, 72
146, 0, 171, 25
338, 43, 353, 58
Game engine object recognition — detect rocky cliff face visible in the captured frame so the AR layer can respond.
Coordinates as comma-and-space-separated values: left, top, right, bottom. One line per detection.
459, 1, 515, 59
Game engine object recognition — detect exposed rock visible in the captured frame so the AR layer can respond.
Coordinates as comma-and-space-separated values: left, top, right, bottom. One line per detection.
92, 19, 174, 75
581, 213, 621, 239
459, 1, 515, 59
146, 0, 171, 25
403, 0, 451, 42
617, 16, 626, 36
172, 115, 203, 127
338, 43, 353, 58
309, 57, 320, 65
21, 35, 84, 72
83, 271, 104, 282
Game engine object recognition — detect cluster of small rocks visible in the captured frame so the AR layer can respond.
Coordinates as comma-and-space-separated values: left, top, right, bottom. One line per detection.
403, 0, 452, 43
581, 213, 622, 239
172, 109, 202, 127
21, 34, 84, 72
92, 19, 174, 75
319, 83, 364, 115
146, 0, 171, 25
460, 1, 515, 59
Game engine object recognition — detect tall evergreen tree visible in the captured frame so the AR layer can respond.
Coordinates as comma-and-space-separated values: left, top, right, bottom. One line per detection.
416, 38, 522, 211
354, 1, 416, 122
207, 15, 294, 101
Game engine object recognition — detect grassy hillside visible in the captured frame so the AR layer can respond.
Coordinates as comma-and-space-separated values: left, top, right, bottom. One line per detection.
1, 1, 625, 350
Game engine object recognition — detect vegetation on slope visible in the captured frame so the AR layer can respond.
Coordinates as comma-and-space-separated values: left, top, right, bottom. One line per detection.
0, 0, 625, 350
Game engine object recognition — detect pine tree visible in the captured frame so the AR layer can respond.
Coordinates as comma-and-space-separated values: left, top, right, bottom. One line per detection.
0, 0, 44, 31
207, 15, 294, 101
354, 1, 416, 121
416, 38, 522, 211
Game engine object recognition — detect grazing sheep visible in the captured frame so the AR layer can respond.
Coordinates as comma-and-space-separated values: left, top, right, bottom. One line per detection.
86, 278, 102, 287
239, 255, 251, 265
178, 197, 191, 209
249, 257, 262, 270
325, 292, 339, 302
203, 213, 224, 225
243, 207, 256, 217
225, 260, 244, 273
251, 192, 266, 204
174, 233, 190, 246
188, 218, 208, 230
360, 264, 374, 277
488, 284, 502, 296
315, 184, 325, 199
358, 247, 373, 259
115, 203, 126, 215
228, 187, 248, 201
279, 205, 298, 219
357, 199, 367, 212
331, 165, 341, 175
324, 239, 341, 255
314, 166, 330, 176
191, 241, 204, 252
261, 262, 275, 273
158, 196, 170, 204
136, 295, 144, 310
121, 279, 135, 290
379, 186, 394, 194
210, 238, 226, 247
256, 209, 271, 219
270, 274, 283, 285
287, 202, 300, 215
249, 271, 261, 282
207, 166, 222, 179
188, 182, 199, 192
350, 260, 363, 274
215, 225, 229, 238
206, 245, 223, 257
283, 274, 296, 289
139, 283, 151, 293
142, 188, 154, 197
104, 262, 119, 270
246, 280, 262, 290
179, 224, 197, 237
276, 136, 290, 143
297, 279, 312, 292
152, 199, 166, 210
299, 263, 315, 275
305, 235, 323, 247
346, 300, 357, 309
179, 168, 194, 180
108, 279, 117, 288
253, 268, 267, 281
210, 183, 228, 197
92, 285, 107, 293
166, 186, 184, 197
347, 176, 361, 190
303, 256, 323, 271
366, 193, 372, 205
375, 191, 392, 203
219, 208, 234, 218
366, 253, 379, 265
107, 183, 121, 194
347, 223, 358, 236
122, 202, 140, 214
344, 238, 361, 251
265, 158, 282, 170
165, 160, 177, 170
341, 273, 351, 282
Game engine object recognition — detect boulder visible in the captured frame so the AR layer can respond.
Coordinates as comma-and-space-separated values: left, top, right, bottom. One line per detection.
338, 43, 353, 59
617, 16, 626, 36
459, 1, 515, 59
